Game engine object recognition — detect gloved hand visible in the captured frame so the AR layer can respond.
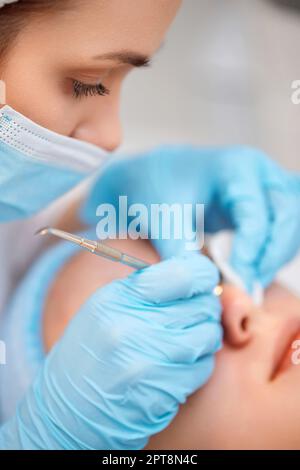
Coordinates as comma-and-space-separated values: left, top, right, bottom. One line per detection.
0, 253, 222, 450
81, 145, 300, 291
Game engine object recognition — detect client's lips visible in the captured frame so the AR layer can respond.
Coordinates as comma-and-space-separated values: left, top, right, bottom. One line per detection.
271, 319, 300, 380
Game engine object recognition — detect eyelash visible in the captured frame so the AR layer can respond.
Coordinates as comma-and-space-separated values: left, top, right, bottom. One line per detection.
72, 79, 110, 99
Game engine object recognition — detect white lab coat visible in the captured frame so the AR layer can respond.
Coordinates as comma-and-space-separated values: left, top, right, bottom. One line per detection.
0, 217, 48, 311
0, 187, 85, 316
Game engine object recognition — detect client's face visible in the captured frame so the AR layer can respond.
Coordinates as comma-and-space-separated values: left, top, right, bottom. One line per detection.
43, 237, 300, 449
148, 284, 300, 449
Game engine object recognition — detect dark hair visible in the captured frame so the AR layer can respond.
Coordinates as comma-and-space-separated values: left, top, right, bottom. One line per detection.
0, 0, 72, 63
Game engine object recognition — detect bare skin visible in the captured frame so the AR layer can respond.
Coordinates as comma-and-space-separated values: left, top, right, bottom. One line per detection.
0, 0, 182, 231
43, 237, 300, 450
1, 0, 181, 149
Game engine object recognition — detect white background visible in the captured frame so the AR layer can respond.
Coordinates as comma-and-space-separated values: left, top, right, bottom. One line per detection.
120, 0, 300, 171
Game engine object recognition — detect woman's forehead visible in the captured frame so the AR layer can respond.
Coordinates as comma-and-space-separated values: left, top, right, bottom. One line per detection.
21, 0, 181, 59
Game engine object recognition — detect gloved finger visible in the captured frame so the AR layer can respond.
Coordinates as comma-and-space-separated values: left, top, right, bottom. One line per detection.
152, 237, 190, 261
125, 320, 222, 366
137, 354, 217, 420
220, 174, 269, 292
150, 199, 203, 260
126, 354, 217, 438
151, 215, 205, 260
126, 252, 220, 304
183, 354, 216, 393
258, 187, 300, 286
119, 291, 222, 328
205, 200, 234, 233
160, 292, 222, 327
229, 190, 269, 291
160, 321, 223, 364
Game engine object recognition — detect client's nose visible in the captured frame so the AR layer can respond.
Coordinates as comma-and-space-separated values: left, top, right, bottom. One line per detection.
221, 285, 255, 347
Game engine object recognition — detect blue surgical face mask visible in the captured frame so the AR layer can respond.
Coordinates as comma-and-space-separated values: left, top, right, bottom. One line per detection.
0, 105, 109, 222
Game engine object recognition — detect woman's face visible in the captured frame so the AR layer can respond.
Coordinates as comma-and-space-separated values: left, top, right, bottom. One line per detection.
41, 234, 300, 449
149, 284, 300, 450
0, 0, 181, 151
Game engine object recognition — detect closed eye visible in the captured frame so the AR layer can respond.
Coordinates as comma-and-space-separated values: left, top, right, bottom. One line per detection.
72, 80, 110, 99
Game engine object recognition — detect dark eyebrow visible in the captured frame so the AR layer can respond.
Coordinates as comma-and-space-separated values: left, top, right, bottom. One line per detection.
92, 51, 151, 68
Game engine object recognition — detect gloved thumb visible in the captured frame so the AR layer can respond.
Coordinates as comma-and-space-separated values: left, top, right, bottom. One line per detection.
127, 252, 220, 304
227, 190, 268, 292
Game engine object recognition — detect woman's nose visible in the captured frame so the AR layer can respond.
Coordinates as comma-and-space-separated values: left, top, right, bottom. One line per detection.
72, 99, 122, 152
221, 285, 255, 347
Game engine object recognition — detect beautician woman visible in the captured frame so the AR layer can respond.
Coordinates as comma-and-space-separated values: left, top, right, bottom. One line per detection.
0, 0, 299, 450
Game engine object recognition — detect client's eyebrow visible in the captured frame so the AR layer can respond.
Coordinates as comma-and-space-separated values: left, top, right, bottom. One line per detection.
92, 51, 151, 68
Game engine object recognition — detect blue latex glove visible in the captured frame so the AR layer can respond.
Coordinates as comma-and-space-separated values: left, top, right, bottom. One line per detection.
81, 145, 300, 291
0, 253, 222, 450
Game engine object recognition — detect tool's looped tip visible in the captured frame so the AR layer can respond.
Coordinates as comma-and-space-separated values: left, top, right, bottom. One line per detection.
35, 226, 50, 236
213, 285, 224, 297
